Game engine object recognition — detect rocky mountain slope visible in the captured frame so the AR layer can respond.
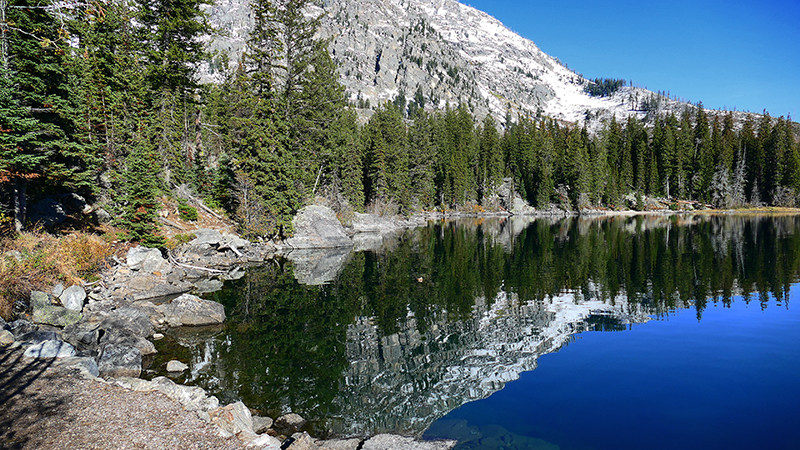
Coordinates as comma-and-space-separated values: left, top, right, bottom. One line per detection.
204, 0, 755, 130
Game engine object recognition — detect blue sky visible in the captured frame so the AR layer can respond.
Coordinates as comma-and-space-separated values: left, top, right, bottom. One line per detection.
460, 0, 799, 119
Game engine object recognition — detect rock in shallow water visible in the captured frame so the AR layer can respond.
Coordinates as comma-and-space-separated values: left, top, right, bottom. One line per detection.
166, 360, 189, 372
160, 293, 225, 326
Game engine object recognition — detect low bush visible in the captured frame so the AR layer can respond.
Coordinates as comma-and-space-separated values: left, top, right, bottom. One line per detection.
0, 231, 113, 320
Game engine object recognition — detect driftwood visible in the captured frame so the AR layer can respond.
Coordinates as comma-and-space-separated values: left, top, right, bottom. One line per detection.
167, 250, 227, 274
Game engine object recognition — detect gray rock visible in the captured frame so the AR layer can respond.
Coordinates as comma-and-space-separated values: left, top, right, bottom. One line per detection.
61, 320, 102, 353
274, 413, 307, 435
117, 376, 219, 412
95, 208, 112, 224
283, 205, 353, 249
361, 435, 457, 450
23, 340, 76, 359
0, 330, 15, 346
8, 320, 36, 337
100, 307, 155, 338
239, 432, 281, 449
252, 415, 274, 434
209, 401, 253, 438
53, 356, 100, 378
191, 229, 224, 246
15, 330, 59, 346
98, 344, 142, 378
159, 293, 225, 327
100, 327, 157, 356
126, 246, 165, 271
285, 432, 318, 450
52, 283, 65, 297
60, 285, 87, 311
166, 360, 189, 372
31, 291, 82, 327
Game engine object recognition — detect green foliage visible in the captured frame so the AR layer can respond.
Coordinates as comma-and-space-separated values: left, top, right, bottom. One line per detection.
584, 78, 626, 97
178, 200, 198, 221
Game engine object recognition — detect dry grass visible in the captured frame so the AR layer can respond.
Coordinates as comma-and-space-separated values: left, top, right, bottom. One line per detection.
0, 231, 114, 320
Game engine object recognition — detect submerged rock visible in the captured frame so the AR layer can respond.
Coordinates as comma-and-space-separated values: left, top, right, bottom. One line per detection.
361, 435, 456, 450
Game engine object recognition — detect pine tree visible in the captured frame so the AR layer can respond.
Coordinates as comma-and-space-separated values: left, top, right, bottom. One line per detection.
0, 0, 78, 231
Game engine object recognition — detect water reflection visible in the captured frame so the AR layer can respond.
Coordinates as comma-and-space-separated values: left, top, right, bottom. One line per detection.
150, 214, 800, 438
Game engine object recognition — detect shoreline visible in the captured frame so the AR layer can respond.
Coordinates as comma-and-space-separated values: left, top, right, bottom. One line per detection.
4, 206, 800, 449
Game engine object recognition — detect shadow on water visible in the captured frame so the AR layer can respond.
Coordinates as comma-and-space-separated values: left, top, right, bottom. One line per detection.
0, 347, 70, 450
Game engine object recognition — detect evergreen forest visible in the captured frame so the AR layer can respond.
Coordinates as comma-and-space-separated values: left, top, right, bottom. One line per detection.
1, 0, 799, 244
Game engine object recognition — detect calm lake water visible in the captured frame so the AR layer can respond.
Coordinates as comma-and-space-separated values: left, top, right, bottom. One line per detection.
148, 214, 800, 450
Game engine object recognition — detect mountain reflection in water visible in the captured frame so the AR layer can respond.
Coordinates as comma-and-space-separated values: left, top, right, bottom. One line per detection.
149, 214, 800, 442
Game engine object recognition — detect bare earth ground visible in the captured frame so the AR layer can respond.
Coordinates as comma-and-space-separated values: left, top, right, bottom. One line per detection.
0, 347, 246, 450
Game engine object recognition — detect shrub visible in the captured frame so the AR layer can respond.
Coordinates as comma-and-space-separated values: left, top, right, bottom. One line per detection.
178, 203, 199, 221
0, 231, 113, 320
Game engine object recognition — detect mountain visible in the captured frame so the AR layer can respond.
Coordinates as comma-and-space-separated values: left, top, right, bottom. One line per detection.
204, 0, 754, 130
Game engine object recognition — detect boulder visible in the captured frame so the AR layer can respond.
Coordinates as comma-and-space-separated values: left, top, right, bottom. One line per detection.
98, 343, 142, 378
126, 246, 165, 271
274, 413, 307, 435
283, 205, 353, 249
209, 401, 254, 438
53, 356, 100, 378
252, 416, 274, 434
30, 291, 82, 327
23, 340, 76, 359
100, 307, 154, 338
166, 360, 189, 372
191, 229, 224, 246
15, 330, 59, 346
100, 327, 157, 356
61, 320, 102, 353
159, 293, 225, 327
52, 283, 65, 297
284, 432, 318, 450
60, 285, 87, 311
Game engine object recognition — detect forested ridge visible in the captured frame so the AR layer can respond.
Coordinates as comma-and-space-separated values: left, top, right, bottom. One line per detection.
1, 0, 799, 245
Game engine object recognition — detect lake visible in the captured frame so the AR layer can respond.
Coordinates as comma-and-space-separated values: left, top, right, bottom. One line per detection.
147, 214, 800, 450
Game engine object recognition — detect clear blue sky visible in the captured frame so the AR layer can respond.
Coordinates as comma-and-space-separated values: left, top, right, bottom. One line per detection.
461, 0, 799, 119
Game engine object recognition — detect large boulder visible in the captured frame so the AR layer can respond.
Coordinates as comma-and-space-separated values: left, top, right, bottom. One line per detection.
100, 307, 154, 338
97, 343, 142, 378
274, 413, 307, 435
30, 291, 82, 327
159, 293, 225, 327
283, 205, 353, 249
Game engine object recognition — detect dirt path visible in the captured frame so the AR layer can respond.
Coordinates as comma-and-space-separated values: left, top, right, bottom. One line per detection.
0, 347, 246, 450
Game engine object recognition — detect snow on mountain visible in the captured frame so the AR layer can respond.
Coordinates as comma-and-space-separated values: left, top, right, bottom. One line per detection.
204, 0, 728, 130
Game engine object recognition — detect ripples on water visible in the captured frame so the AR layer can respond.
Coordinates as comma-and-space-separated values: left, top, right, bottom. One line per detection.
148, 214, 800, 449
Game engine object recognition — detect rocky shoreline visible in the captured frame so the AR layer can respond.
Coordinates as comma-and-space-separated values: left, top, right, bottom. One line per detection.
1, 205, 459, 450
1, 200, 731, 449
